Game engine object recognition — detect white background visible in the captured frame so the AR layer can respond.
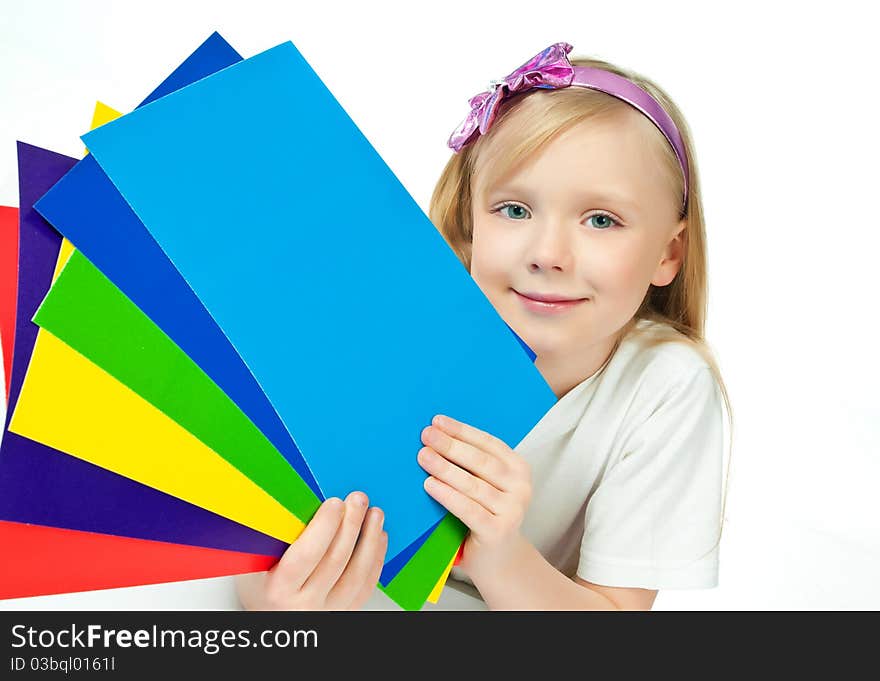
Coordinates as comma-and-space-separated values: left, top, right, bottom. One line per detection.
1, 0, 878, 610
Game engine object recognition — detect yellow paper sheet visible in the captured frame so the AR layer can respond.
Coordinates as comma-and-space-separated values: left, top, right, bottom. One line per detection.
30, 101, 306, 547
9, 329, 304, 543
427, 554, 456, 603
52, 240, 75, 283
90, 101, 120, 131
19, 101, 293, 538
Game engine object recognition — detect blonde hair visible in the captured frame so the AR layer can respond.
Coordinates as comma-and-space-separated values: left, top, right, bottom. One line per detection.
430, 54, 734, 542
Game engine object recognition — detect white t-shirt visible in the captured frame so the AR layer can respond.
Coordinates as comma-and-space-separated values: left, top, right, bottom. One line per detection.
421, 318, 726, 610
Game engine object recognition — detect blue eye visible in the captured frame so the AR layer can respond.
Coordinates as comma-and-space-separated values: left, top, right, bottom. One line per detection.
498, 203, 531, 220
494, 204, 620, 229
587, 213, 619, 230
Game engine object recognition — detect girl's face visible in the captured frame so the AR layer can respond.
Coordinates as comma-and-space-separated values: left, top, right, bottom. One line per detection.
469, 111, 686, 374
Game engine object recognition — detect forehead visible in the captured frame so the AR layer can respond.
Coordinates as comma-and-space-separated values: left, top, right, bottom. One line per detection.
474, 110, 677, 216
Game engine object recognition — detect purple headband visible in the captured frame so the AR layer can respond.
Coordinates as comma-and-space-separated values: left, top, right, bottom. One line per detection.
447, 42, 689, 207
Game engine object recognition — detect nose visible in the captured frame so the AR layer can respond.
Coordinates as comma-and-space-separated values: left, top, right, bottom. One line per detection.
527, 219, 574, 273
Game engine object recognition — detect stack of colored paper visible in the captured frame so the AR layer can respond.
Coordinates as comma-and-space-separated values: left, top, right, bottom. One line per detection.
0, 33, 555, 610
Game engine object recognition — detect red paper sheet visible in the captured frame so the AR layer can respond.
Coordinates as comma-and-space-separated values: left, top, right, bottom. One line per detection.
0, 206, 18, 401
0, 520, 274, 600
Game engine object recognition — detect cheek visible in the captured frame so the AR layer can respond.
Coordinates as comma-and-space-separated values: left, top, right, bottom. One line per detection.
469, 221, 513, 292
585, 238, 656, 296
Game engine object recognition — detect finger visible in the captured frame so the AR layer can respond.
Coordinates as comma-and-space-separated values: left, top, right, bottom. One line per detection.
421, 424, 514, 491
432, 414, 510, 458
348, 530, 388, 611
327, 506, 386, 609
271, 497, 345, 590
424, 475, 493, 532
418, 446, 504, 513
301, 491, 370, 598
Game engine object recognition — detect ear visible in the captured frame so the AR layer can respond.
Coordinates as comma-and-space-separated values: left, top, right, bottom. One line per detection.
651, 219, 687, 287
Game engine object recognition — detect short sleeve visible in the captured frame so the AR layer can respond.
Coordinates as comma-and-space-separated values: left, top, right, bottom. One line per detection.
577, 366, 724, 590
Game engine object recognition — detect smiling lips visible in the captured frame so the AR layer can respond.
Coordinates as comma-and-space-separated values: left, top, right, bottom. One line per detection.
514, 289, 589, 315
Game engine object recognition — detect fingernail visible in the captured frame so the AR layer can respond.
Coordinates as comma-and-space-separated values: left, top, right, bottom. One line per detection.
372, 508, 384, 530
347, 491, 368, 507
325, 497, 344, 512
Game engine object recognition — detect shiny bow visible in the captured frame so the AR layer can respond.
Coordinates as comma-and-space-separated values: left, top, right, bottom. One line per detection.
447, 42, 576, 152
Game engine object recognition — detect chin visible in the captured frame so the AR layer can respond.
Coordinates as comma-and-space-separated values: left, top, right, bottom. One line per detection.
508, 327, 557, 358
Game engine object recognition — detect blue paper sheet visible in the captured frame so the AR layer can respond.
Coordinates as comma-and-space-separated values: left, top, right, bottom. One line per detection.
34, 33, 321, 497
33, 30, 460, 579
82, 41, 557, 562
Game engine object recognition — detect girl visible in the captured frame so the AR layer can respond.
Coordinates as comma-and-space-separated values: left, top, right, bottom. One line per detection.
236, 42, 732, 611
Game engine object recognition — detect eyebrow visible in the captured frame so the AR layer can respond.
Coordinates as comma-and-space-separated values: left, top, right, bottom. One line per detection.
486, 184, 639, 211
579, 191, 638, 210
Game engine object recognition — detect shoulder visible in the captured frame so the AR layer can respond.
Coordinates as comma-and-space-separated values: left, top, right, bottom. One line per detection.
540, 319, 722, 444
630, 318, 710, 368
597, 319, 721, 420
614, 319, 713, 386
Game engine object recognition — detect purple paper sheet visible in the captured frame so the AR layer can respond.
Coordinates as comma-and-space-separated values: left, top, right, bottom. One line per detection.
0, 141, 285, 558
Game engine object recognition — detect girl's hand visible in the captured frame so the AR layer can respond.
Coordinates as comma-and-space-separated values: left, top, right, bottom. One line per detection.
418, 414, 532, 575
235, 492, 387, 610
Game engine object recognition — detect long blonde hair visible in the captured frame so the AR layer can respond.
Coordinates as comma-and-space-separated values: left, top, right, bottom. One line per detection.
430, 54, 734, 540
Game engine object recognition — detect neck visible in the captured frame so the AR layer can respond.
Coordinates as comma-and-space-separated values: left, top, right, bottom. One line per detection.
534, 332, 620, 399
